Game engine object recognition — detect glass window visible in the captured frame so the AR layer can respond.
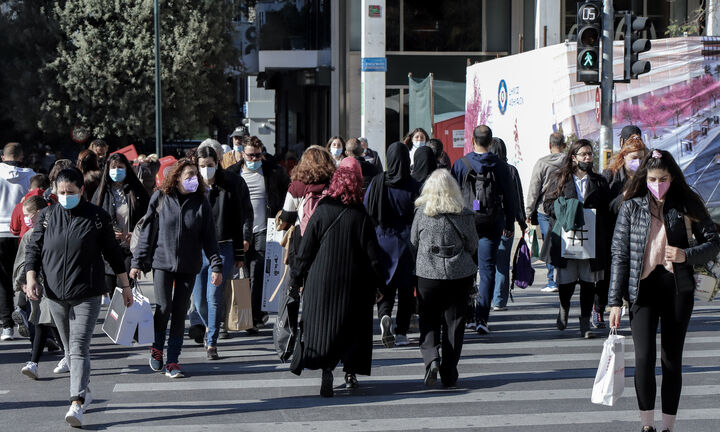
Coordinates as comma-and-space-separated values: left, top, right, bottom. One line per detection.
486, 0, 510, 52
386, 89, 402, 146
523, 0, 536, 51
350, 0, 361, 51
403, 0, 483, 52
258, 0, 330, 50
387, 0, 400, 51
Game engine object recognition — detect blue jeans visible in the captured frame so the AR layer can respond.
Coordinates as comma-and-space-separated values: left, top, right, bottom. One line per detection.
192, 242, 234, 346
537, 212, 556, 288
475, 232, 501, 324
492, 234, 514, 308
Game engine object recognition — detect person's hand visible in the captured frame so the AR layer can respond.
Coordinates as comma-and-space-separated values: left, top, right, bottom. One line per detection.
503, 229, 513, 239
375, 291, 384, 303
211, 272, 223, 287
609, 306, 622, 329
124, 233, 133, 242
121, 286, 133, 307
115, 231, 124, 241
243, 241, 250, 252
129, 268, 142, 280
25, 280, 40, 301
235, 261, 243, 269
525, 216, 532, 224
666, 246, 686, 263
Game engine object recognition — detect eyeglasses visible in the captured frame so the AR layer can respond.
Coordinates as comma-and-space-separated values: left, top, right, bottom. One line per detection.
244, 152, 263, 160
575, 152, 593, 158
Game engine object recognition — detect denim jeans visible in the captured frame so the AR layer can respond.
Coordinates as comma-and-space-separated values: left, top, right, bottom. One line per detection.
192, 242, 234, 346
492, 234, 515, 308
537, 212, 556, 288
153, 270, 195, 364
47, 296, 101, 403
475, 232, 501, 324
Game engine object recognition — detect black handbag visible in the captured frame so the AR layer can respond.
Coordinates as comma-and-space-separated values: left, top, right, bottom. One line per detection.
273, 286, 300, 363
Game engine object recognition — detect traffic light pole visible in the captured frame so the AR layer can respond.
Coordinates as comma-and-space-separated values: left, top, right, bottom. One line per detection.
599, 0, 614, 171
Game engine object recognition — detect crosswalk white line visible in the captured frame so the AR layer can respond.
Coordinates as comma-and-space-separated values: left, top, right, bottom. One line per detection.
105, 408, 720, 431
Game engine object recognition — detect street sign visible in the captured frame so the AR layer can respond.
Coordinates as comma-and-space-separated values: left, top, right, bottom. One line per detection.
361, 57, 387, 72
595, 88, 601, 122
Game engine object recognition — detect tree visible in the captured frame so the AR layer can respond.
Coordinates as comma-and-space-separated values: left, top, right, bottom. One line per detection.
661, 84, 691, 127
639, 94, 666, 139
464, 75, 492, 154
616, 102, 641, 125
40, 0, 240, 143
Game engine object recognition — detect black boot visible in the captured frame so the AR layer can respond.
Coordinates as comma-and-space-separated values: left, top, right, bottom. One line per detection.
320, 369, 334, 397
579, 317, 596, 339
556, 306, 569, 330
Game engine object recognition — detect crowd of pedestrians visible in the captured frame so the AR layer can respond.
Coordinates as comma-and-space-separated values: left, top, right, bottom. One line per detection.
1, 120, 719, 432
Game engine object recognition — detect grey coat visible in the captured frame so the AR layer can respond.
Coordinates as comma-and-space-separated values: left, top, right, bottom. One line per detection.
411, 207, 479, 280
525, 153, 567, 220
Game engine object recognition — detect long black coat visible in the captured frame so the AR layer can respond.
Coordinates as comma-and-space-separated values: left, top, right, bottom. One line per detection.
289, 198, 386, 375
542, 171, 611, 271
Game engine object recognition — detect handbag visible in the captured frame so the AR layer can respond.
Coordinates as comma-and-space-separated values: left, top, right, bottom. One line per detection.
684, 216, 720, 302
511, 237, 535, 289
102, 284, 154, 346
225, 268, 254, 331
591, 329, 625, 406
273, 285, 300, 363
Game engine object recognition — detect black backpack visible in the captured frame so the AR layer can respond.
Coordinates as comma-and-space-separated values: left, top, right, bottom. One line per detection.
460, 157, 502, 227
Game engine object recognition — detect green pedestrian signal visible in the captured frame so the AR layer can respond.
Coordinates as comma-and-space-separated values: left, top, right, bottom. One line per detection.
583, 52, 594, 67
576, 1, 602, 84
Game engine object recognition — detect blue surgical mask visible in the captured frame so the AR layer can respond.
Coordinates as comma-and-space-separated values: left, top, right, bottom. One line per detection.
413, 140, 425, 148
246, 160, 262, 171
58, 193, 81, 210
109, 168, 126, 182
234, 145, 243, 153
331, 147, 343, 157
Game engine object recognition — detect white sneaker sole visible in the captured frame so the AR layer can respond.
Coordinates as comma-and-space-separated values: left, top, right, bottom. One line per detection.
21, 368, 37, 380
65, 412, 82, 427
380, 316, 395, 348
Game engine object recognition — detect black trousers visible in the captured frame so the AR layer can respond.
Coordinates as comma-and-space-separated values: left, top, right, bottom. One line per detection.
0, 238, 18, 328
31, 324, 61, 364
152, 270, 196, 364
630, 266, 693, 415
378, 266, 416, 336
594, 278, 609, 313
417, 276, 471, 384
246, 230, 267, 325
558, 281, 595, 317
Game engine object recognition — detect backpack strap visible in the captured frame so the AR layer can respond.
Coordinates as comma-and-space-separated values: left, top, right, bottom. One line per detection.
460, 156, 474, 174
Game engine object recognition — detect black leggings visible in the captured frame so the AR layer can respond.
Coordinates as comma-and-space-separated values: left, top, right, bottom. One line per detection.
630, 266, 694, 415
558, 281, 595, 317
31, 324, 62, 364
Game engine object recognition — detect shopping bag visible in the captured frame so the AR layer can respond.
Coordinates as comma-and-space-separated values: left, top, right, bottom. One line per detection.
273, 286, 300, 363
591, 329, 625, 406
132, 286, 154, 345
512, 237, 535, 289
102, 287, 141, 346
226, 271, 253, 331
524, 227, 540, 260
561, 208, 597, 259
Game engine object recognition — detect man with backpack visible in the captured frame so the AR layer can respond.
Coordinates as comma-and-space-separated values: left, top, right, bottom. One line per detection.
451, 126, 516, 335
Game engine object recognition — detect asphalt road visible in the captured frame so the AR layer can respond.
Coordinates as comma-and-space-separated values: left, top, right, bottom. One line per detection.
1, 268, 719, 431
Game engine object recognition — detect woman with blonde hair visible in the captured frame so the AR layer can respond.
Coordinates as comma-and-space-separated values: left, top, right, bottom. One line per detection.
410, 169, 478, 387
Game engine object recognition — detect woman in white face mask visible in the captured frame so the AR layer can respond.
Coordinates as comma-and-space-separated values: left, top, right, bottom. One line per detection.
326, 136, 346, 166
191, 146, 252, 360
403, 128, 430, 172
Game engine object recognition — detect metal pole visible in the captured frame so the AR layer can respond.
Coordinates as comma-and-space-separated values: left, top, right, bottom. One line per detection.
599, 0, 614, 171
154, 0, 163, 157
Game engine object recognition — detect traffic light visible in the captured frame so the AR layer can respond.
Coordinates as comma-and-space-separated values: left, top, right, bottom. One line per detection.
576, 1, 602, 85
624, 12, 651, 80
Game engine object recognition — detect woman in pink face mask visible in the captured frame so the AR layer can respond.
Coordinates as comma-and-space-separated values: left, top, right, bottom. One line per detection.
608, 149, 720, 432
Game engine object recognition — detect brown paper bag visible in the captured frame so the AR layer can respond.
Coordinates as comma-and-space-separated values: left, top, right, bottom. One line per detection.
225, 278, 253, 331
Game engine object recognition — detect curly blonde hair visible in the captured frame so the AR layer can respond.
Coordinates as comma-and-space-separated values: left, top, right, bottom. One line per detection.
415, 169, 464, 217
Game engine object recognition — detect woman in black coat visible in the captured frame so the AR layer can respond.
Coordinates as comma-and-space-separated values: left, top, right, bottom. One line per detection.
93, 152, 150, 301
289, 166, 386, 397
608, 150, 720, 432
542, 139, 611, 338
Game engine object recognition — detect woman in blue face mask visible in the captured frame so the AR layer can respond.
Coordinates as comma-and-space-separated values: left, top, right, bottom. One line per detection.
24, 167, 132, 428
93, 153, 150, 305
326, 136, 346, 166
130, 158, 223, 379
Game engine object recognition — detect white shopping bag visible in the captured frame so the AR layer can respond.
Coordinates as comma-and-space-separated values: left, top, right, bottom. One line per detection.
103, 287, 140, 346
561, 208, 597, 259
262, 218, 287, 313
133, 287, 154, 345
591, 329, 625, 406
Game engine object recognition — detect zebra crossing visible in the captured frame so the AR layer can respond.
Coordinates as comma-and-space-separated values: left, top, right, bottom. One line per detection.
1, 285, 719, 431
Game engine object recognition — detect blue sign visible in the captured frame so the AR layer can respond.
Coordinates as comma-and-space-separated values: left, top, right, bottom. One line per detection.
361, 57, 387, 72
498, 79, 508, 115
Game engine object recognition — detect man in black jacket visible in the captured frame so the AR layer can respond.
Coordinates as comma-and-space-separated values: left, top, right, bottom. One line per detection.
346, 138, 378, 194
228, 137, 289, 333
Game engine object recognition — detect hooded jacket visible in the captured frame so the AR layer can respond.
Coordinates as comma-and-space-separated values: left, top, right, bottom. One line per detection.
0, 162, 36, 236
525, 153, 567, 220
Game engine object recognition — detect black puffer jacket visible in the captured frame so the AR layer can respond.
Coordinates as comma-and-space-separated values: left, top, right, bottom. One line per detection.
609, 195, 720, 307
208, 169, 253, 262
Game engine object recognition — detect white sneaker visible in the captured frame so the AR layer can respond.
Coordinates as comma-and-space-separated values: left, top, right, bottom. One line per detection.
54, 357, 70, 374
395, 334, 409, 346
0, 327, 14, 341
82, 387, 92, 412
380, 315, 395, 348
101, 295, 111, 306
21, 361, 38, 380
64, 403, 83, 427
540, 286, 559, 293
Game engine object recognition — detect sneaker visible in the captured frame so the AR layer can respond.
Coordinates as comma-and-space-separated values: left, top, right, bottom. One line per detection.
409, 314, 420, 332
149, 347, 163, 372
245, 326, 260, 335
395, 334, 409, 346
1, 327, 14, 341
475, 320, 490, 335
591, 305, 606, 329
344, 373, 358, 389
218, 328, 231, 339
424, 360, 439, 387
255, 313, 269, 329
46, 337, 61, 353
101, 295, 111, 306
641, 427, 657, 432
492, 306, 508, 312
380, 315, 395, 348
556, 305, 569, 331
12, 308, 30, 338
64, 403, 83, 427
206, 346, 219, 360
54, 357, 70, 374
164, 362, 185, 378
465, 321, 476, 331
188, 324, 205, 345
541, 286, 559, 293
82, 387, 92, 411
21, 361, 38, 380
320, 369, 334, 397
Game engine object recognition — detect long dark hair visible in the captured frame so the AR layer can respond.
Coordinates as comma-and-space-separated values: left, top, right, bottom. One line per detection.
553, 139, 593, 197
624, 149, 709, 221
402, 128, 430, 150
94, 153, 149, 219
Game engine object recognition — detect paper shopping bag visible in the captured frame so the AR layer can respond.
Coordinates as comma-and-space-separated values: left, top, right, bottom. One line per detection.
102, 288, 140, 346
226, 278, 253, 331
591, 330, 625, 406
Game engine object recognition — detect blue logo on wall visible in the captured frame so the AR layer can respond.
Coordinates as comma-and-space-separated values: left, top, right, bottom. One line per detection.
498, 80, 508, 115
